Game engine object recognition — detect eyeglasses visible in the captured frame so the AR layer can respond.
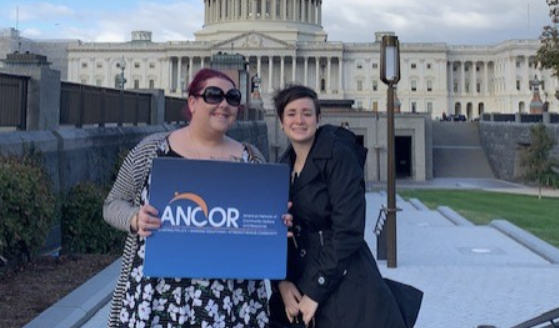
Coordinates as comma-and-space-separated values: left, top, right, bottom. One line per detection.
193, 86, 242, 106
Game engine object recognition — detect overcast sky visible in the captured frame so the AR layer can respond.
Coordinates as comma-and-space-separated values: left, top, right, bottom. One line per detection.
0, 0, 552, 45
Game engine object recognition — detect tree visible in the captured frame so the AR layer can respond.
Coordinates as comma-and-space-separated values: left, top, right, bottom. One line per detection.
521, 124, 559, 199
537, 0, 559, 77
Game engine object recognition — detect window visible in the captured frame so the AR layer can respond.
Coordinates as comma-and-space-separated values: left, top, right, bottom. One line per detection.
427, 102, 433, 113
542, 81, 546, 91
356, 101, 363, 109
465, 81, 470, 93
426, 63, 432, 69
411, 63, 417, 69
465, 66, 469, 72
516, 61, 521, 68
96, 62, 102, 68
134, 63, 140, 69
320, 79, 326, 92
427, 80, 433, 92
372, 63, 378, 69
96, 79, 102, 86
411, 80, 417, 92
516, 80, 521, 91
134, 79, 140, 89
149, 62, 155, 69
453, 82, 458, 93
372, 80, 378, 91
357, 63, 363, 70
81, 62, 88, 68
476, 83, 481, 93
476, 65, 480, 72
373, 101, 378, 112
357, 80, 363, 91
411, 102, 417, 113
149, 79, 155, 89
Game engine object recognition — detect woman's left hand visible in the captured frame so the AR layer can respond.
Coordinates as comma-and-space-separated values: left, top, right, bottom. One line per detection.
282, 201, 294, 237
298, 295, 318, 327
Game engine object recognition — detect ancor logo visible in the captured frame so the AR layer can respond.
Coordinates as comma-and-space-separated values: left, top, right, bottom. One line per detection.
160, 192, 240, 228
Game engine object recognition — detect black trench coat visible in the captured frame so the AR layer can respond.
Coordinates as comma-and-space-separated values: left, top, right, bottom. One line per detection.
273, 125, 406, 328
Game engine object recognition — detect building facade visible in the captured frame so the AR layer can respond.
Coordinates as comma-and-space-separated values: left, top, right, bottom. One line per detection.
60, 0, 557, 119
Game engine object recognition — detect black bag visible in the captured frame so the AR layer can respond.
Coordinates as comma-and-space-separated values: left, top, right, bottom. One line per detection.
384, 278, 424, 328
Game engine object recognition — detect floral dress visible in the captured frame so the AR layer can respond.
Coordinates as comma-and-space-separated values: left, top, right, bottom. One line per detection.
117, 139, 269, 328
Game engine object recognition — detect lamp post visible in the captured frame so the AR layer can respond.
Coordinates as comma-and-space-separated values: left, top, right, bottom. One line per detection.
380, 34, 401, 268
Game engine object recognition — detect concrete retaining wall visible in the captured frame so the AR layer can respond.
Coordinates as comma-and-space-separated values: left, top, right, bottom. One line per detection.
479, 122, 559, 181
0, 121, 269, 193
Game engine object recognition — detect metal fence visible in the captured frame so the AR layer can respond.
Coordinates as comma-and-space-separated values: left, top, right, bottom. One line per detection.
0, 73, 29, 130
60, 82, 152, 127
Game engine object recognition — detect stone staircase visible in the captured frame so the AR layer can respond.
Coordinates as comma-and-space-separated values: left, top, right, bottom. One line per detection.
432, 121, 495, 178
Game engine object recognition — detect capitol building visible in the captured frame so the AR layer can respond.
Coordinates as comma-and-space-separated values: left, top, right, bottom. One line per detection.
2, 0, 556, 119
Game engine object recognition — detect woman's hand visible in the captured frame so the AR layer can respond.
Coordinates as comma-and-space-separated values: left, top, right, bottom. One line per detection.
136, 204, 160, 237
283, 201, 294, 237
278, 280, 302, 323
299, 295, 318, 327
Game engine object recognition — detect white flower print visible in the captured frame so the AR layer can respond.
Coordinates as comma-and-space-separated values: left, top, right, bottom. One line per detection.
257, 310, 269, 328
138, 300, 152, 320
142, 284, 154, 300
138, 243, 146, 259
232, 288, 244, 305
155, 279, 171, 294
150, 315, 163, 328
124, 293, 136, 309
249, 299, 263, 313
131, 266, 143, 283
152, 298, 167, 312
239, 302, 251, 324
135, 320, 146, 328
210, 280, 224, 298
205, 299, 219, 317
247, 280, 256, 294
172, 286, 182, 305
201, 321, 213, 328
119, 308, 130, 323
192, 278, 210, 287
222, 296, 233, 315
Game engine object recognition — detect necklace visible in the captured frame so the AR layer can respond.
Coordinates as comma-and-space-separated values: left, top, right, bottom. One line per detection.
188, 127, 225, 160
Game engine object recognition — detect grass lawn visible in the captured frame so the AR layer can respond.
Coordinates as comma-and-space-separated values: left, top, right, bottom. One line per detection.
397, 189, 559, 248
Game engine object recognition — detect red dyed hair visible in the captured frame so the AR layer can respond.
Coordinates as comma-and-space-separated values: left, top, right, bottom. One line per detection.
182, 68, 237, 119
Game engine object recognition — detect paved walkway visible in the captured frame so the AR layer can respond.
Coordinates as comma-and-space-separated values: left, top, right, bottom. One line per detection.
24, 179, 559, 328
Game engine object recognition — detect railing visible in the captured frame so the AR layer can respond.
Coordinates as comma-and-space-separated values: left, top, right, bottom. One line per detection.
60, 82, 152, 127
164, 96, 188, 123
374, 206, 388, 260
507, 307, 559, 328
0, 73, 29, 130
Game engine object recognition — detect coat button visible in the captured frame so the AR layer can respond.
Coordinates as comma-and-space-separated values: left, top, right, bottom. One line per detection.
300, 249, 306, 257
318, 276, 326, 285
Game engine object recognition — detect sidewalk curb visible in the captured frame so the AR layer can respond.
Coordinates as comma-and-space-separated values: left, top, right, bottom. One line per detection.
23, 258, 121, 328
490, 220, 559, 264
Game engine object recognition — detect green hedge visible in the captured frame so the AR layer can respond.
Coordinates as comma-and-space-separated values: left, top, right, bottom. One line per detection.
61, 182, 126, 255
0, 154, 56, 267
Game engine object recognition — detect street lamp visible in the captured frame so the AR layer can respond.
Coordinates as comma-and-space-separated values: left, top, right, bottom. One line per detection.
380, 34, 400, 268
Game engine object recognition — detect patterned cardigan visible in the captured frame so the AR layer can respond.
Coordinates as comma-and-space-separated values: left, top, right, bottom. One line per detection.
102, 131, 265, 327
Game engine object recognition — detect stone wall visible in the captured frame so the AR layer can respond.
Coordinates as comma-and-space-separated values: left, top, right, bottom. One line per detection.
479, 122, 559, 181
0, 121, 269, 193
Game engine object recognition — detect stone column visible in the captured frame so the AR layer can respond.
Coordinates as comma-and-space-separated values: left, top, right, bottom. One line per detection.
461, 62, 466, 94
280, 56, 285, 88
304, 56, 309, 85
291, 56, 296, 83
272, 0, 277, 19
168, 57, 174, 91
484, 61, 489, 95
282, 0, 287, 19
177, 57, 182, 93
189, 57, 194, 83
268, 56, 274, 92
315, 56, 320, 90
327, 56, 331, 93
338, 56, 343, 92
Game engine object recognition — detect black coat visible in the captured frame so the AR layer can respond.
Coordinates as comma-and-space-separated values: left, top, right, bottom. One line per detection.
275, 125, 406, 328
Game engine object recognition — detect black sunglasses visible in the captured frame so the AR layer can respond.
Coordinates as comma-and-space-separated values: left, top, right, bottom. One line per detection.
193, 86, 242, 106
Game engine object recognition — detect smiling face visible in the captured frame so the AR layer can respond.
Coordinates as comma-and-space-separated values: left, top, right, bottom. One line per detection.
280, 97, 319, 146
189, 77, 239, 134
